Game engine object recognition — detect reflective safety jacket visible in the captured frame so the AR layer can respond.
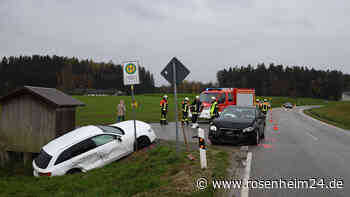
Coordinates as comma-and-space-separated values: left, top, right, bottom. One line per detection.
262, 102, 269, 112
182, 101, 189, 113
191, 100, 202, 114
210, 101, 218, 117
160, 99, 168, 111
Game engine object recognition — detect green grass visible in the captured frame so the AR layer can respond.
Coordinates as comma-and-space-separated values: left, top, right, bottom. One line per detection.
256, 96, 327, 108
304, 101, 350, 130
75, 94, 327, 125
74, 94, 197, 126
0, 143, 231, 197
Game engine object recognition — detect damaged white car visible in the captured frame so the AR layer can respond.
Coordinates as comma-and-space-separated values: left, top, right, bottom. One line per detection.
32, 120, 157, 177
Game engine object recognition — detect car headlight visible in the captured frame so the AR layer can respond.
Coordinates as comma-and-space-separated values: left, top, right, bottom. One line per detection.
209, 125, 217, 131
243, 127, 254, 133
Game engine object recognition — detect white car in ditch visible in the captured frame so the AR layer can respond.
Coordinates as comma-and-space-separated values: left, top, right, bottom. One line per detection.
32, 120, 157, 177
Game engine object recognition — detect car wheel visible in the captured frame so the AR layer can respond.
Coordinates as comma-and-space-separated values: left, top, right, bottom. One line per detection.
136, 136, 151, 150
67, 168, 82, 175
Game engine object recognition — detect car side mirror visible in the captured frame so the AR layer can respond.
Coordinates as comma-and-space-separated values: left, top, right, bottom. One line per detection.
114, 136, 122, 142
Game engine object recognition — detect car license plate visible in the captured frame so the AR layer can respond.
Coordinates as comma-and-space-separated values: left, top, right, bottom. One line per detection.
226, 131, 238, 136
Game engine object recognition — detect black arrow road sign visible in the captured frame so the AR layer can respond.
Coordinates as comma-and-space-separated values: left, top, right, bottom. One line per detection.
161, 57, 190, 85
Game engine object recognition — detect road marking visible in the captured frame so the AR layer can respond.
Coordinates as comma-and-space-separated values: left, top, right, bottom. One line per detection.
241, 152, 252, 197
306, 131, 319, 141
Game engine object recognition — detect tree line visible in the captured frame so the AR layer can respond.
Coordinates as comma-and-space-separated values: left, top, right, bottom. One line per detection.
159, 80, 217, 94
217, 63, 350, 100
0, 55, 155, 96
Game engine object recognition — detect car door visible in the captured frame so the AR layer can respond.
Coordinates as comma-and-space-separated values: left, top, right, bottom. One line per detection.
97, 125, 134, 153
53, 138, 101, 174
90, 134, 128, 165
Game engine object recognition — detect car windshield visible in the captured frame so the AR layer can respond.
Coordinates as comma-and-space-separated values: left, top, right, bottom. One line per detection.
98, 126, 124, 135
221, 108, 256, 120
200, 93, 219, 103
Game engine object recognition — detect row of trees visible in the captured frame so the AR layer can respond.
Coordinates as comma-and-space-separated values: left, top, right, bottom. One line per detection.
159, 80, 217, 94
1, 55, 349, 100
217, 63, 350, 100
0, 55, 155, 96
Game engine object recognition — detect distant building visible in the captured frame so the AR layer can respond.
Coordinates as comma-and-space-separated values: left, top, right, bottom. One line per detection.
0, 86, 85, 163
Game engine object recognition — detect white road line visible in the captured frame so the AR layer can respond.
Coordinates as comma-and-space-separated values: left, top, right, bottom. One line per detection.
306, 132, 319, 141
241, 152, 252, 197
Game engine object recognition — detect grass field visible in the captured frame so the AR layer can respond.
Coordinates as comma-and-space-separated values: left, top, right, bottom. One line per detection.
74, 94, 197, 126
304, 101, 350, 130
75, 94, 327, 126
0, 142, 231, 197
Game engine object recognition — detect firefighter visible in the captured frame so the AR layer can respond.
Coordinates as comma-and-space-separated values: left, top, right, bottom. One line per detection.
261, 98, 269, 114
191, 95, 202, 128
181, 97, 190, 126
160, 95, 168, 125
259, 99, 263, 110
209, 97, 219, 123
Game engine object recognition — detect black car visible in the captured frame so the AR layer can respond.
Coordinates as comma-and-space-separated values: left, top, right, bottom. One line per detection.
208, 106, 266, 145
283, 102, 293, 109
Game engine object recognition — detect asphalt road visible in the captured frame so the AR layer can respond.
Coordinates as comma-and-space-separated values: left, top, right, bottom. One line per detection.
250, 106, 349, 197
150, 107, 349, 196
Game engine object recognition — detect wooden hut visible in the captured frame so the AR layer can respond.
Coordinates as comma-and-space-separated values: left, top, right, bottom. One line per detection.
0, 86, 85, 163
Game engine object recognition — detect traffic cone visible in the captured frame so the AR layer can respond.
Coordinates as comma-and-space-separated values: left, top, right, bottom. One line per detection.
273, 124, 278, 131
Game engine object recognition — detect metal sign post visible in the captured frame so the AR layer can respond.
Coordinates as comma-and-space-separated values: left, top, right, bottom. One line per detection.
131, 85, 137, 151
172, 61, 179, 152
123, 61, 140, 152
161, 57, 190, 153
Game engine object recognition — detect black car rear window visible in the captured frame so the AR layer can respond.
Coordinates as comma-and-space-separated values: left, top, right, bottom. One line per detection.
34, 149, 52, 169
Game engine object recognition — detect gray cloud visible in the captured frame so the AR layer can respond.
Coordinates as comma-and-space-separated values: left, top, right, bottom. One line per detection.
0, 0, 349, 86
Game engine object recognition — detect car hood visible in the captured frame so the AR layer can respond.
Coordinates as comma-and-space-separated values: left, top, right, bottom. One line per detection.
213, 118, 254, 129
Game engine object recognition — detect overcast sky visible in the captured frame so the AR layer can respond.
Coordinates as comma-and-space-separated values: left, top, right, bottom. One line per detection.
1, 0, 349, 86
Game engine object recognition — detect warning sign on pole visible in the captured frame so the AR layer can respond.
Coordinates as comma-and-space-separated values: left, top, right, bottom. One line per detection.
123, 61, 140, 85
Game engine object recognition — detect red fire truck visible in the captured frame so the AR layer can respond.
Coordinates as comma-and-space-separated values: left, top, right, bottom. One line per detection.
190, 88, 256, 120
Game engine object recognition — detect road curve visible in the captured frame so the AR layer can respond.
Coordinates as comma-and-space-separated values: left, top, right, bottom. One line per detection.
250, 106, 350, 197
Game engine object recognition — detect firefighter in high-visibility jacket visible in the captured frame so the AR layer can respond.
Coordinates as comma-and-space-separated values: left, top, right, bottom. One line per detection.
181, 97, 190, 126
191, 95, 203, 128
261, 98, 269, 114
209, 97, 219, 122
160, 95, 168, 125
